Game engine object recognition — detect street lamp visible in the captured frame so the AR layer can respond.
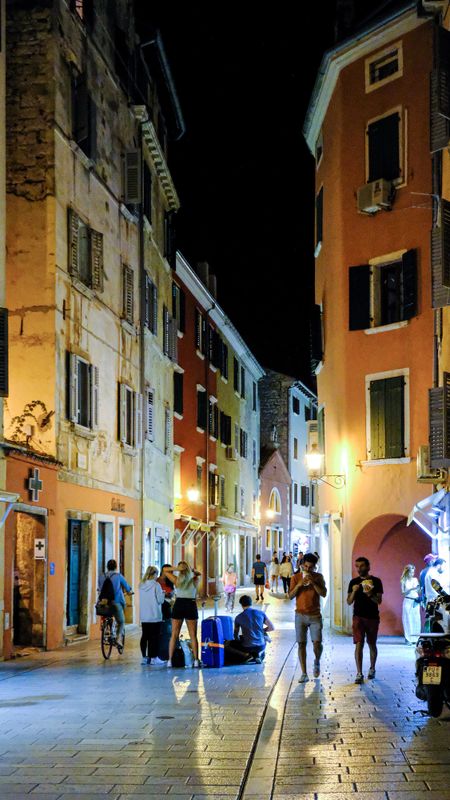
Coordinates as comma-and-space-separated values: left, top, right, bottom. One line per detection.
266, 508, 275, 520
305, 443, 346, 489
186, 486, 200, 503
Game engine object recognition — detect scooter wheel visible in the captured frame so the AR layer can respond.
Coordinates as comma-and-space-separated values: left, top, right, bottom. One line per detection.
426, 685, 444, 718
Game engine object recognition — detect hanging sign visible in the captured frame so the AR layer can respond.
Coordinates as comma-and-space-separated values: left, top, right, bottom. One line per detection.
34, 538, 46, 560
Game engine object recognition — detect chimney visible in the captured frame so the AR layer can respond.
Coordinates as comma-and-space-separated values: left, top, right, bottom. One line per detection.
207, 273, 217, 299
196, 261, 209, 287
335, 0, 354, 43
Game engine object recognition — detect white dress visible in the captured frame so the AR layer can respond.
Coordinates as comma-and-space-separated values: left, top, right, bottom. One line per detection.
270, 561, 280, 577
401, 577, 421, 643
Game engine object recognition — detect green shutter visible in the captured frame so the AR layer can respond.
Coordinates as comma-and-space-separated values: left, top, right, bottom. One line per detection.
370, 379, 385, 459
385, 376, 405, 458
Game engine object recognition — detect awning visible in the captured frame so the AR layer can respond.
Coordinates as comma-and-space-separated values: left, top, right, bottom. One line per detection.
408, 488, 450, 539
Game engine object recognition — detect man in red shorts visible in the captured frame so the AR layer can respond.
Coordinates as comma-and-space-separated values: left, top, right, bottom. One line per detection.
347, 556, 383, 685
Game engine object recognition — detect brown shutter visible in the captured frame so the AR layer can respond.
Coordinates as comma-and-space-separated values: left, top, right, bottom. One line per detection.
123, 266, 134, 323
124, 150, 142, 204
429, 372, 450, 467
430, 70, 450, 153
68, 208, 80, 278
431, 199, 450, 308
90, 229, 104, 292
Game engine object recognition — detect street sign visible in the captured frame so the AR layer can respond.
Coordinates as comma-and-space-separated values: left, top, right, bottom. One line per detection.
49, 562, 55, 575
34, 538, 46, 559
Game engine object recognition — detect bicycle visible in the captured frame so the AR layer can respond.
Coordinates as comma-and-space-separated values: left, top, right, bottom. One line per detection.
100, 613, 125, 660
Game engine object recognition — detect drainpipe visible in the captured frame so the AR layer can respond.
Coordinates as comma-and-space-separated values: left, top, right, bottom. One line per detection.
204, 302, 215, 596
138, 128, 146, 581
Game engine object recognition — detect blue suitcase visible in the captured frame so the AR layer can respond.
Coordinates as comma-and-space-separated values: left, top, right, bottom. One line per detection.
201, 617, 225, 667
217, 615, 234, 641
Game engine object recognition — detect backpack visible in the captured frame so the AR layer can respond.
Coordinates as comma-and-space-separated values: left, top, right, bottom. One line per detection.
171, 641, 185, 668
99, 575, 115, 603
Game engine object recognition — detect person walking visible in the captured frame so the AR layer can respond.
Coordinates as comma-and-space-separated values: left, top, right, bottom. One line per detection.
347, 556, 383, 684
139, 566, 166, 665
280, 555, 293, 596
400, 564, 421, 645
222, 563, 237, 612
251, 555, 268, 602
270, 554, 280, 592
289, 552, 327, 682
419, 554, 437, 608
163, 562, 201, 668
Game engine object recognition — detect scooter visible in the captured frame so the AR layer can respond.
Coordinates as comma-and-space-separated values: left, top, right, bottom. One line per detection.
415, 579, 450, 717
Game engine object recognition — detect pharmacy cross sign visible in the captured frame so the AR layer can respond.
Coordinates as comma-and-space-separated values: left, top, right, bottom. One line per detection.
28, 468, 43, 502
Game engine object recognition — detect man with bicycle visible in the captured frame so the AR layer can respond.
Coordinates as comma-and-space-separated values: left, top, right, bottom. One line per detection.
99, 559, 132, 651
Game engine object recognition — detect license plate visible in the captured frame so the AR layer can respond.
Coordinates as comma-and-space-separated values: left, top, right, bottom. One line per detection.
423, 665, 442, 685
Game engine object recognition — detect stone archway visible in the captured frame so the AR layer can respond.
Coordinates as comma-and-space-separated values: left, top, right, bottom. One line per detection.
352, 514, 430, 635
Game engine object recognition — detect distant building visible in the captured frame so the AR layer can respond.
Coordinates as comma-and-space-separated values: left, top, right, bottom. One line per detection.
259, 447, 291, 567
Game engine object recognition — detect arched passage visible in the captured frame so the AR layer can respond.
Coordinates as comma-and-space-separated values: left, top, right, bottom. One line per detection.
352, 514, 430, 635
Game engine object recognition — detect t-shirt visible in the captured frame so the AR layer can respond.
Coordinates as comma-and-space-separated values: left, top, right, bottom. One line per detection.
348, 576, 383, 620
290, 570, 326, 616
252, 561, 266, 577
234, 607, 267, 648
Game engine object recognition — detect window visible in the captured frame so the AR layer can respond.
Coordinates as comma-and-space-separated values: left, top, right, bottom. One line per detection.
122, 265, 134, 324
292, 396, 300, 415
164, 211, 176, 268
163, 306, 178, 362
118, 383, 143, 448
210, 328, 222, 370
174, 372, 183, 416
365, 43, 402, 92
234, 422, 239, 453
145, 276, 158, 335
305, 405, 311, 421
431, 199, 450, 309
221, 342, 229, 379
195, 309, 206, 355
197, 463, 203, 497
234, 484, 238, 514
233, 357, 240, 393
293, 482, 298, 505
300, 485, 310, 507
293, 437, 298, 460
240, 366, 246, 399
208, 399, 219, 439
219, 411, 232, 445
146, 389, 154, 441
220, 476, 226, 508
252, 439, 257, 468
269, 488, 281, 514
315, 129, 323, 164
164, 408, 171, 455
209, 472, 219, 506
197, 388, 207, 430
265, 528, 272, 550
240, 429, 248, 459
367, 110, 402, 184
253, 381, 257, 411
68, 209, 103, 291
367, 373, 407, 460
240, 487, 245, 517
67, 353, 98, 429
349, 250, 417, 331
431, 28, 450, 154
72, 73, 96, 159
172, 283, 185, 333
315, 186, 323, 253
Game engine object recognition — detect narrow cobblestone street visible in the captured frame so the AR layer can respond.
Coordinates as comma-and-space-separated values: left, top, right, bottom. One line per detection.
0, 595, 449, 800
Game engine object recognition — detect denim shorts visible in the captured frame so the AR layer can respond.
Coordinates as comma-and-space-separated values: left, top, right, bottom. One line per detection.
295, 612, 323, 644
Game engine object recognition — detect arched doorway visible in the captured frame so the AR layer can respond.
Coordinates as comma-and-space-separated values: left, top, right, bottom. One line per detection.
352, 514, 430, 635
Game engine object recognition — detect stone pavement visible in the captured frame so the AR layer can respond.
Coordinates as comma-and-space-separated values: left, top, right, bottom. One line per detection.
0, 591, 448, 800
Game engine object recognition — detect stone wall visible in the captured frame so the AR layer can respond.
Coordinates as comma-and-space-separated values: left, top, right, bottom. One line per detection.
259, 369, 293, 465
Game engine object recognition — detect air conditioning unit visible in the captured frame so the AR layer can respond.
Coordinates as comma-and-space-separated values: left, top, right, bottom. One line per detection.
226, 446, 238, 461
357, 179, 393, 214
417, 445, 447, 484
306, 420, 318, 450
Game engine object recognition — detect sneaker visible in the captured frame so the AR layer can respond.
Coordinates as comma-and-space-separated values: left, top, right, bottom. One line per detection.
140, 658, 148, 665
313, 661, 320, 678
193, 659, 202, 668
354, 673, 364, 684
166, 660, 172, 668
151, 657, 167, 666
117, 644, 123, 654
367, 668, 376, 680
298, 673, 309, 683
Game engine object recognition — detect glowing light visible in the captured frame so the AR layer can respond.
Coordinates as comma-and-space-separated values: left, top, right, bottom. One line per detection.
187, 486, 200, 503
306, 443, 323, 475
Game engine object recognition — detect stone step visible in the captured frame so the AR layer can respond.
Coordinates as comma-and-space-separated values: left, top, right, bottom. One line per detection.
64, 634, 90, 647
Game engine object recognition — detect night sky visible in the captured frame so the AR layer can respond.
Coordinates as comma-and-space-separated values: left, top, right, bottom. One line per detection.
138, 1, 394, 386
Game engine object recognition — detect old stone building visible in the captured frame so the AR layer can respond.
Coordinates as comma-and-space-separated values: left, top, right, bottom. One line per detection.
3, 0, 183, 655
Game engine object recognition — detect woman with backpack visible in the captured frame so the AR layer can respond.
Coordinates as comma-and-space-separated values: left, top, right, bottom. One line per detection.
139, 566, 165, 665
163, 562, 201, 668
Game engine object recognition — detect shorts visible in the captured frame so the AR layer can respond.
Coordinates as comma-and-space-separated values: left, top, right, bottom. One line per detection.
352, 616, 379, 645
171, 598, 198, 621
295, 612, 323, 644
254, 576, 265, 586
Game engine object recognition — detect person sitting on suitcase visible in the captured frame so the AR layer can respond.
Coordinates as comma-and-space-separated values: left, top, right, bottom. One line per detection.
228, 595, 274, 664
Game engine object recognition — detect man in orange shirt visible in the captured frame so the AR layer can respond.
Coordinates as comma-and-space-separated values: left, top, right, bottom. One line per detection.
289, 552, 327, 683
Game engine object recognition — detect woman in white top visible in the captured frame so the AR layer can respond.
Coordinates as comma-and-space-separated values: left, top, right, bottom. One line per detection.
279, 556, 293, 596
270, 553, 280, 592
139, 565, 165, 665
400, 564, 421, 644
163, 562, 201, 667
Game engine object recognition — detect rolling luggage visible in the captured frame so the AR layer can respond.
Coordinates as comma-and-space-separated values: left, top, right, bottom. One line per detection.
201, 599, 225, 668
217, 615, 234, 641
158, 618, 172, 661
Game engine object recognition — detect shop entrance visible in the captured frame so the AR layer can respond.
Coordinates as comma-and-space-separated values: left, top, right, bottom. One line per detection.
67, 520, 81, 628
119, 524, 134, 622
13, 512, 46, 647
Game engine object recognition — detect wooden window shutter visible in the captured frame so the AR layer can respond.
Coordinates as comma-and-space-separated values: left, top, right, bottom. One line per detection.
240, 366, 246, 398
119, 383, 127, 443
68, 208, 80, 278
169, 317, 178, 362
174, 372, 183, 416
123, 265, 134, 323
90, 365, 99, 429
431, 200, 450, 308
151, 282, 158, 335
430, 372, 450, 467
349, 264, 371, 330
233, 357, 239, 392
310, 303, 323, 372
195, 309, 201, 350
69, 353, 79, 423
385, 376, 405, 458
146, 389, 154, 441
165, 408, 171, 454
222, 342, 228, 378
90, 229, 104, 292
0, 308, 8, 397
134, 392, 143, 449
124, 150, 142, 205
144, 275, 150, 328
163, 305, 169, 355
400, 249, 417, 320
197, 390, 207, 429
430, 70, 450, 153
369, 379, 386, 459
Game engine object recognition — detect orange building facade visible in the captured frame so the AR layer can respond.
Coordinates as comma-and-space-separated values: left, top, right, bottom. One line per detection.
305, 4, 437, 634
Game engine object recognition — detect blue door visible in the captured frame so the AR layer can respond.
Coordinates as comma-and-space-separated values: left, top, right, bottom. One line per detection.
67, 521, 81, 627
